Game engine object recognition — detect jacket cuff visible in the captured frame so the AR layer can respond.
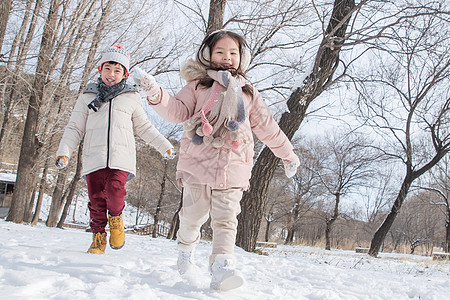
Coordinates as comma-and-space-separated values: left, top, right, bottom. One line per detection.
146, 86, 162, 105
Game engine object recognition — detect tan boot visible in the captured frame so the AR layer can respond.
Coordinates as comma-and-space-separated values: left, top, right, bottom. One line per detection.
87, 232, 107, 254
108, 213, 125, 249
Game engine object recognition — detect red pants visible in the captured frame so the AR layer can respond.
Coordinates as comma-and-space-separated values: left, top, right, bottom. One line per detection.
86, 168, 128, 233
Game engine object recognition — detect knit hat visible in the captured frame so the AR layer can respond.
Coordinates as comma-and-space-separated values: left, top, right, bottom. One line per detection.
98, 45, 130, 77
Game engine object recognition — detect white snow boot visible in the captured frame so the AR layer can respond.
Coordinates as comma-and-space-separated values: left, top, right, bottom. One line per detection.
177, 242, 195, 275
209, 254, 244, 291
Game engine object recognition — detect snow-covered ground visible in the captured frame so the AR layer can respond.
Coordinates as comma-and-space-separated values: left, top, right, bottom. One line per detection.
0, 219, 449, 300
1, 180, 449, 299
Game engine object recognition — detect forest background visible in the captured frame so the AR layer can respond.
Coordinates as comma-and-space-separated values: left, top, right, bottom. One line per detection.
0, 0, 449, 258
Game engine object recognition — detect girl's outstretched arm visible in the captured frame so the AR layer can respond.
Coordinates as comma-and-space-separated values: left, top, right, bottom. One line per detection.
132, 67, 197, 123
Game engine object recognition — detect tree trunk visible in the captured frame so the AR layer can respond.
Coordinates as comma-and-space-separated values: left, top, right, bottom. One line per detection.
236, 0, 356, 252
0, 1, 42, 166
264, 220, 271, 242
0, 0, 12, 49
445, 209, 449, 253
285, 228, 294, 244
237, 149, 279, 251
206, 0, 226, 33
369, 178, 411, 257
6, 0, 40, 69
167, 190, 183, 240
325, 219, 332, 250
31, 133, 56, 225
325, 193, 340, 250
31, 185, 45, 226
285, 197, 302, 244
57, 143, 83, 228
25, 186, 37, 223
0, 84, 18, 164
31, 172, 46, 226
6, 0, 61, 223
72, 195, 78, 222
284, 212, 295, 244
135, 168, 143, 226
153, 161, 167, 238
46, 169, 68, 227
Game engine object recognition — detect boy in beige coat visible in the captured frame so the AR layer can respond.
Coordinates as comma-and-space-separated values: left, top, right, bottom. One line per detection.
133, 31, 299, 291
56, 45, 174, 255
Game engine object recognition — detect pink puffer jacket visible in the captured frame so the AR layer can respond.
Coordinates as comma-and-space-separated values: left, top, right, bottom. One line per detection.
152, 80, 296, 190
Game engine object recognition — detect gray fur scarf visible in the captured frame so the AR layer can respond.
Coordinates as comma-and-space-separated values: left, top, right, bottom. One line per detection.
180, 59, 246, 149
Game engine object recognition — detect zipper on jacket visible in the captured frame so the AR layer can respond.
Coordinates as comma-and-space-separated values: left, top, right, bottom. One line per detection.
106, 100, 112, 168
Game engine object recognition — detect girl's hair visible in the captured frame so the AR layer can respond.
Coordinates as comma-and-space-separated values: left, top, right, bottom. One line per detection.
196, 30, 254, 97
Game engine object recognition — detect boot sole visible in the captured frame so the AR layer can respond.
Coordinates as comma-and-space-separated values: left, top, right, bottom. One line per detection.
110, 241, 125, 250
210, 274, 244, 291
177, 262, 194, 275
87, 250, 105, 254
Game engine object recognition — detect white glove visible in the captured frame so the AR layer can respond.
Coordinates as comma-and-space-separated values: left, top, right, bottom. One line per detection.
163, 148, 176, 160
131, 66, 159, 96
283, 155, 299, 178
56, 156, 68, 169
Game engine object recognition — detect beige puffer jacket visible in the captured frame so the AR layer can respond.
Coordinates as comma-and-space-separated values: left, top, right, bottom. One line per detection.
56, 90, 173, 181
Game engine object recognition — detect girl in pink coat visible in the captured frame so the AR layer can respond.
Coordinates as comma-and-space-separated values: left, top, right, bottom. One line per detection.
133, 30, 299, 291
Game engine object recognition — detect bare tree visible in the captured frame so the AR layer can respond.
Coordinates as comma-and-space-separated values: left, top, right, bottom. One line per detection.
311, 133, 374, 250
0, 0, 43, 164
262, 175, 291, 242
417, 158, 450, 253
348, 5, 450, 256
284, 145, 321, 244
392, 192, 442, 255
152, 161, 168, 237
237, 0, 357, 252
262, 142, 321, 244
6, 0, 63, 223
356, 169, 395, 244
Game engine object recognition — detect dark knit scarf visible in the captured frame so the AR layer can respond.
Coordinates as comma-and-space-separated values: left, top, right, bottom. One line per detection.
87, 77, 128, 112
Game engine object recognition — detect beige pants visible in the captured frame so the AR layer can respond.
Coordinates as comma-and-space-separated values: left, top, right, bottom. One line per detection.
177, 183, 243, 259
